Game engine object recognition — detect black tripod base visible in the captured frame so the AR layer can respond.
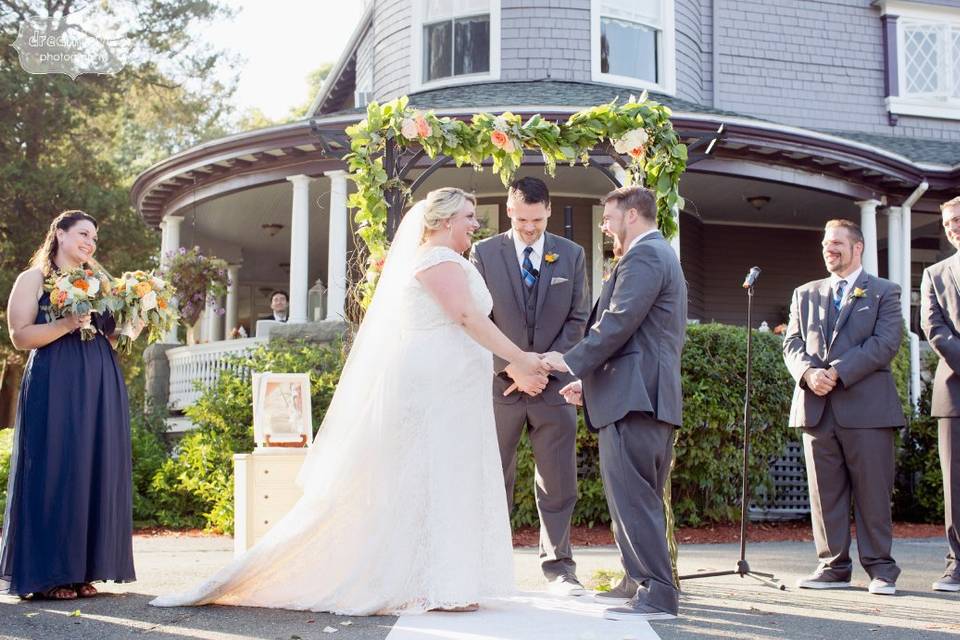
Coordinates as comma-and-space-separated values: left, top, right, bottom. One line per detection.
680, 560, 786, 590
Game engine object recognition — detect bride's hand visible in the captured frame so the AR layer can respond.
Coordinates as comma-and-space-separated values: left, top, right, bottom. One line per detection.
503, 352, 549, 396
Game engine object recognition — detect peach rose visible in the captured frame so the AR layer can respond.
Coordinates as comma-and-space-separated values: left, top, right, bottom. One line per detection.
415, 114, 432, 138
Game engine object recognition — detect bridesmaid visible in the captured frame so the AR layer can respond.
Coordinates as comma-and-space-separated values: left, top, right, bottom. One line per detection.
1, 210, 136, 600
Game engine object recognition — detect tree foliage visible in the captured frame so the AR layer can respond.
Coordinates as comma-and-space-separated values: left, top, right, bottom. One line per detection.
0, 0, 237, 369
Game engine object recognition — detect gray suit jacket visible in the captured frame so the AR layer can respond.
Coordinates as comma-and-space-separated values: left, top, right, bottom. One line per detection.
470, 231, 590, 406
564, 231, 687, 431
920, 255, 960, 417
783, 271, 905, 428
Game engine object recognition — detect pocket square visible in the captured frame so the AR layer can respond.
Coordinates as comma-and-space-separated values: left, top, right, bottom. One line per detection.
550, 276, 568, 285
856, 306, 871, 312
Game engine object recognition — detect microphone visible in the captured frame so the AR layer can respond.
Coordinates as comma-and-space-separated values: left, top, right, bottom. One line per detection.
742, 266, 761, 289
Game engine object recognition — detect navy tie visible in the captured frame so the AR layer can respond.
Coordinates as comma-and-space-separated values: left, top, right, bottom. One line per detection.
833, 279, 847, 312
521, 246, 538, 288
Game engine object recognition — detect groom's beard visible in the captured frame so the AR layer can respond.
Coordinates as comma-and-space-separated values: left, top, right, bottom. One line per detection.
612, 234, 624, 258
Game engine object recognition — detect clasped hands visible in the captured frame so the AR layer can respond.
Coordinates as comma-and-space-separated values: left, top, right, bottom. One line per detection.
803, 366, 840, 396
503, 351, 581, 405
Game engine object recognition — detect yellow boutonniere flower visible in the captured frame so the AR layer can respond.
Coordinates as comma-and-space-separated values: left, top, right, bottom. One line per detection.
544, 252, 559, 263
852, 287, 867, 298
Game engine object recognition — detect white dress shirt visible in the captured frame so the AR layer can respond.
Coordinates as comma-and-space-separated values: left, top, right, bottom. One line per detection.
624, 227, 659, 256
510, 230, 545, 272
829, 265, 862, 303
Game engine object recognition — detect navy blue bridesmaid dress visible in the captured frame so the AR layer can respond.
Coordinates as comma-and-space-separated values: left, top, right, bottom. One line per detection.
1, 292, 136, 596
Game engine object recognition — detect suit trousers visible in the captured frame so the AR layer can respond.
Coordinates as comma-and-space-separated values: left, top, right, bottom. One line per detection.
598, 413, 678, 615
494, 397, 579, 580
801, 402, 900, 582
939, 418, 960, 578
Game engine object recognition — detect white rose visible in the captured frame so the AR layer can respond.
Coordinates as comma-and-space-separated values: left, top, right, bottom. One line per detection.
86, 277, 100, 296
400, 117, 419, 140
141, 290, 158, 312
151, 277, 165, 290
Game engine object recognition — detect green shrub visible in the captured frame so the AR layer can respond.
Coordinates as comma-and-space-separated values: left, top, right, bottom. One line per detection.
511, 323, 794, 528
156, 338, 347, 533
894, 351, 944, 522
0, 427, 12, 527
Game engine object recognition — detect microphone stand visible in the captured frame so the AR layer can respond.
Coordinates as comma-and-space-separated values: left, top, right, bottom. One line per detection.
679, 270, 784, 590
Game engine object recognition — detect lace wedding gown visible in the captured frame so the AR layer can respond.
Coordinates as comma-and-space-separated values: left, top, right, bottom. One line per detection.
150, 245, 515, 615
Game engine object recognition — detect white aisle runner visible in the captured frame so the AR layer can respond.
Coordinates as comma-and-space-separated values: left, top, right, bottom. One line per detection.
385, 591, 661, 640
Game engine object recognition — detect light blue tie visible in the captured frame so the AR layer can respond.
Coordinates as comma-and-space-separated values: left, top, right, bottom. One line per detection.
521, 247, 538, 288
833, 279, 847, 312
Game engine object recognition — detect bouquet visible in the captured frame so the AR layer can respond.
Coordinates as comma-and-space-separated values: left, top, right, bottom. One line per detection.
45, 268, 113, 340
108, 270, 180, 355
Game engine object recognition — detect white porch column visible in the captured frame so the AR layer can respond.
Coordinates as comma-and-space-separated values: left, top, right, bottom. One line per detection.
886, 206, 902, 288
225, 264, 240, 337
286, 174, 313, 324
202, 298, 223, 342
901, 203, 912, 326
159, 215, 182, 343
856, 199, 880, 275
326, 170, 348, 321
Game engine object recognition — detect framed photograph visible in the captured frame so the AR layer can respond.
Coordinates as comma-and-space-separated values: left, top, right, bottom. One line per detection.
252, 372, 313, 447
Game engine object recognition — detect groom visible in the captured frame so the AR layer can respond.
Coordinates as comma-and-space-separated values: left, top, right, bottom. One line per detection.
542, 185, 686, 621
470, 177, 591, 595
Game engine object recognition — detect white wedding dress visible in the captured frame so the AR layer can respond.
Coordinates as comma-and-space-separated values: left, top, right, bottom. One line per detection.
151, 207, 515, 615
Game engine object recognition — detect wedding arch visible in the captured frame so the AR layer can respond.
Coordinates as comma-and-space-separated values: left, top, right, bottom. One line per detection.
338, 93, 689, 307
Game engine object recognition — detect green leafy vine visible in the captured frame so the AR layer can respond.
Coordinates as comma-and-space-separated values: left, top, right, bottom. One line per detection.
344, 93, 687, 307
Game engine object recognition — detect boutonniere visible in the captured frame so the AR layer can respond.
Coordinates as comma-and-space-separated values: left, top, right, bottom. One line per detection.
544, 252, 559, 264
851, 287, 867, 298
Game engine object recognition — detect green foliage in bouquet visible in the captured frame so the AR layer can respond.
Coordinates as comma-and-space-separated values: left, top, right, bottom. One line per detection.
152, 338, 347, 533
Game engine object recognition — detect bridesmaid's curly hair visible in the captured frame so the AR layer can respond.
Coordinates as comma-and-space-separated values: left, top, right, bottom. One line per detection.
29, 210, 100, 276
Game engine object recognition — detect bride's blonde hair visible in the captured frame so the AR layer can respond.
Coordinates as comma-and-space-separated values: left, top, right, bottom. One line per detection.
421, 187, 476, 238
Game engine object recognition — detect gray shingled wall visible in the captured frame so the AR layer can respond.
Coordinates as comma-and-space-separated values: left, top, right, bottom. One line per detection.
714, 0, 960, 140
365, 0, 959, 142
500, 0, 591, 82
372, 0, 412, 102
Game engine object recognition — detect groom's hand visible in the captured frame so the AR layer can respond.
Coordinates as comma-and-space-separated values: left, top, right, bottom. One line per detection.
540, 351, 570, 373
503, 363, 548, 397
559, 380, 583, 406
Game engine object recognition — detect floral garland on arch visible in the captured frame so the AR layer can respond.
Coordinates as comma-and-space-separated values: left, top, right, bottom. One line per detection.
344, 93, 687, 308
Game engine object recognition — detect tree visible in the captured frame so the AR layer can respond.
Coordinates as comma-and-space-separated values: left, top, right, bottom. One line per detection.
0, 0, 238, 422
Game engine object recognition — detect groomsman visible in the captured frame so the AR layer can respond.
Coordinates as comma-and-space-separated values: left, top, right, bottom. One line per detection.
783, 219, 904, 595
542, 186, 686, 621
470, 177, 591, 594
919, 195, 960, 593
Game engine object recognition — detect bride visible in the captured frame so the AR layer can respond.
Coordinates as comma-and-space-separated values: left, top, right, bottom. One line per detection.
151, 187, 549, 615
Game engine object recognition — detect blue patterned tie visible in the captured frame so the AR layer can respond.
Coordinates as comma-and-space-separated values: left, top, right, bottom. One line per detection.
521, 246, 538, 288
833, 279, 847, 312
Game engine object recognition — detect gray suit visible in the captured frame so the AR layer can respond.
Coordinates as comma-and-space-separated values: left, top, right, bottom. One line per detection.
470, 231, 590, 580
564, 230, 686, 615
920, 255, 960, 579
783, 271, 904, 582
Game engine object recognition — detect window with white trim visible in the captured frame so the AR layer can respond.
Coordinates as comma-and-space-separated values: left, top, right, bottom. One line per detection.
421, 0, 492, 84
901, 21, 960, 101
878, 0, 960, 120
591, 0, 675, 94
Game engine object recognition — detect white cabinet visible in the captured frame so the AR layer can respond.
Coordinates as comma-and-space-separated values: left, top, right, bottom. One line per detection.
233, 449, 308, 556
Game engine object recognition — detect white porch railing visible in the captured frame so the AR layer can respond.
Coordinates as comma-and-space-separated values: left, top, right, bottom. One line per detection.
167, 337, 267, 411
